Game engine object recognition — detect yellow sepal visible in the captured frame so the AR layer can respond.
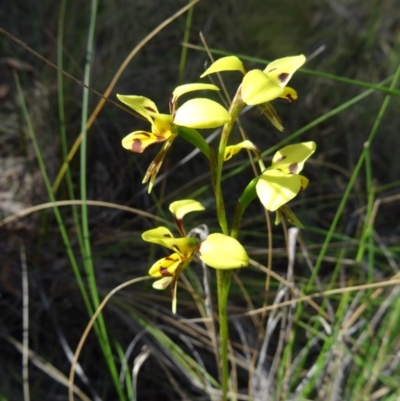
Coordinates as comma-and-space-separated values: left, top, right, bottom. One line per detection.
241, 70, 284, 106
279, 87, 298, 102
224, 140, 260, 161
152, 277, 172, 290
169, 199, 205, 220
263, 55, 306, 87
172, 83, 220, 102
116, 95, 159, 123
150, 113, 174, 134
256, 169, 302, 211
199, 233, 249, 269
142, 138, 175, 193
200, 56, 246, 78
174, 98, 230, 128
258, 102, 283, 131
276, 205, 305, 229
142, 227, 199, 256
121, 130, 172, 153
148, 253, 182, 277
272, 141, 316, 174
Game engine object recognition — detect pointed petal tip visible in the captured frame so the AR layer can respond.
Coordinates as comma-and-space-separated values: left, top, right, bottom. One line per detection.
169, 199, 205, 219
200, 55, 246, 78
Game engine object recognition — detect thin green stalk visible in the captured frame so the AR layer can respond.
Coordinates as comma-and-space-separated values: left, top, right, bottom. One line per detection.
215, 91, 244, 234
80, 0, 99, 315
79, 2, 126, 400
216, 270, 232, 401
307, 63, 400, 291
177, 0, 195, 85
213, 90, 244, 401
14, 72, 94, 323
355, 146, 375, 285
57, 0, 86, 271
115, 341, 134, 401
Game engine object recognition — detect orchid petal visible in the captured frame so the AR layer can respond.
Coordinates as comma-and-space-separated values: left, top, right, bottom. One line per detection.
169, 199, 205, 220
258, 102, 284, 131
276, 205, 305, 229
142, 226, 174, 241
121, 130, 171, 153
148, 253, 182, 277
175, 98, 230, 128
279, 87, 298, 102
172, 83, 220, 102
272, 142, 316, 174
298, 175, 309, 191
142, 227, 199, 256
116, 95, 159, 123
224, 140, 260, 161
152, 277, 172, 290
256, 169, 302, 211
142, 138, 175, 192
200, 56, 246, 78
199, 233, 249, 269
149, 113, 173, 135
171, 279, 178, 314
263, 55, 306, 87
241, 70, 284, 105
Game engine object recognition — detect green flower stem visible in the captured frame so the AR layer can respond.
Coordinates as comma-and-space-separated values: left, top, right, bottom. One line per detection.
214, 88, 244, 401
215, 89, 244, 234
231, 205, 242, 241
57, 0, 86, 272
177, 0, 195, 85
216, 269, 232, 401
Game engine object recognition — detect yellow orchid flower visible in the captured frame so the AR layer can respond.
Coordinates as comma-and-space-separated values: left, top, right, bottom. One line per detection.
201, 55, 305, 131
256, 141, 316, 211
117, 83, 230, 192
199, 233, 249, 269
142, 199, 249, 313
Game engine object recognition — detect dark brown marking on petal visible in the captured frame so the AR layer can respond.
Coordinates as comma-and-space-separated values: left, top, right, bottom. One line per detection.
278, 73, 289, 83
173, 245, 181, 253
163, 234, 173, 238
144, 106, 157, 113
285, 94, 295, 103
275, 155, 287, 163
160, 268, 172, 277
289, 163, 298, 174
165, 255, 179, 262
132, 139, 143, 153
161, 281, 170, 289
